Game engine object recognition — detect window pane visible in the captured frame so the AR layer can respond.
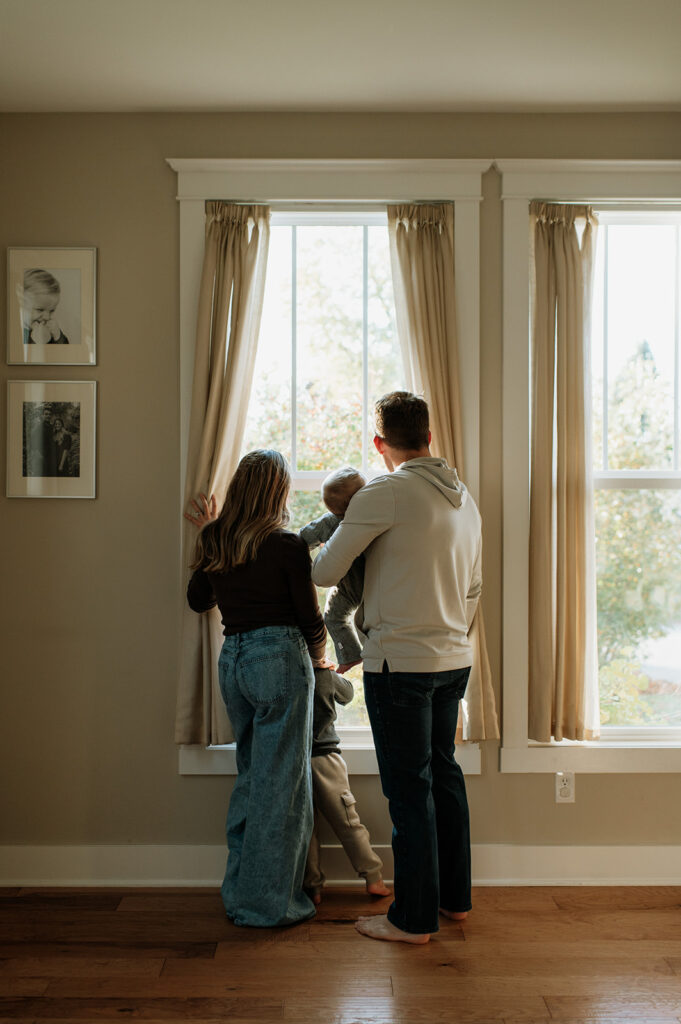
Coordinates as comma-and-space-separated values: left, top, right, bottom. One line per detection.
296, 226, 363, 471
604, 225, 676, 470
242, 226, 292, 459
596, 489, 681, 726
367, 225, 402, 471
289, 489, 370, 727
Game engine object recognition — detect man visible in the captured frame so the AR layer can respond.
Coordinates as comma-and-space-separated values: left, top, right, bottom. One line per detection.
312, 391, 482, 945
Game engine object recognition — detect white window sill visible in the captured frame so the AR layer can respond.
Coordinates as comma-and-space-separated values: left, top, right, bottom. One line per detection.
179, 741, 482, 776
500, 738, 681, 774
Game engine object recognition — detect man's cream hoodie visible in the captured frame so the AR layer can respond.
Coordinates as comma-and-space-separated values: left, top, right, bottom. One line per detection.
311, 456, 482, 673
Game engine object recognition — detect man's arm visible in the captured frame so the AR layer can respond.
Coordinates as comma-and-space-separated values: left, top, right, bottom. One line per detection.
466, 535, 483, 630
311, 477, 394, 587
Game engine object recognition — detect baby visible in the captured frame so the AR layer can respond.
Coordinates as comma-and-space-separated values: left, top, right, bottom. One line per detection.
299, 466, 366, 673
19, 269, 69, 345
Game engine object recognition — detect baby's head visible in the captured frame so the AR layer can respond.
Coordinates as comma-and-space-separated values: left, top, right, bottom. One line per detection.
321, 466, 366, 517
19, 269, 62, 327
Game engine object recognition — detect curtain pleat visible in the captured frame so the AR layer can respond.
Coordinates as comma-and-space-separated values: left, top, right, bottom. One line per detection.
529, 202, 599, 742
175, 202, 270, 745
387, 203, 499, 742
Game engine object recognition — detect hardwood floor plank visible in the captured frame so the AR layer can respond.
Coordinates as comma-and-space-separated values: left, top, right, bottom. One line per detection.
392, 975, 681, 1000
548, 887, 681, 912
0, 911, 232, 944
0, 891, 21, 899
44, 972, 393, 998
0, 943, 217, 960
0, 897, 121, 912
116, 896, 225, 916
0, 959, 165, 979
282, 996, 548, 1022
0, 997, 283, 1019
0, 982, 49, 998
390, 955, 674, 977
545, 995, 681, 1018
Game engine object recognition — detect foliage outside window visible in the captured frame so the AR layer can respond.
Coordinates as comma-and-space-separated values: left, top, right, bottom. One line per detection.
242, 218, 403, 725
592, 217, 681, 728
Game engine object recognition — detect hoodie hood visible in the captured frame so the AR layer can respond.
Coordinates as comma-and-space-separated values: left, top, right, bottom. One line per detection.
397, 456, 467, 509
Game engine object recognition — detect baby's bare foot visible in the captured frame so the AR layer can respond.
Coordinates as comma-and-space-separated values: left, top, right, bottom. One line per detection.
366, 878, 391, 897
355, 914, 430, 944
439, 907, 468, 921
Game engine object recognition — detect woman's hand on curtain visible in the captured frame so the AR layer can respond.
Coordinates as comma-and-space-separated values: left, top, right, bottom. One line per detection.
184, 493, 218, 529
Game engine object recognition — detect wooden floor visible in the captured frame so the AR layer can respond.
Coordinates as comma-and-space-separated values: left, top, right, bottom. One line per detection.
1, 885, 680, 1022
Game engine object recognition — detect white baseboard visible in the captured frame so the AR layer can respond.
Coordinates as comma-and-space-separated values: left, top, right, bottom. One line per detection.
1, 843, 681, 887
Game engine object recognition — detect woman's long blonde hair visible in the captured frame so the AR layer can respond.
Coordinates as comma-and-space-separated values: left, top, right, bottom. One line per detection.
192, 450, 291, 573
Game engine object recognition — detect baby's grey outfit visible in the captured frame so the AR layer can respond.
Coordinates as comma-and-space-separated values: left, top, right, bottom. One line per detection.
304, 667, 383, 891
299, 512, 364, 664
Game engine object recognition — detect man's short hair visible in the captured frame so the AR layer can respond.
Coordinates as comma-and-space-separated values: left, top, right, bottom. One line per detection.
374, 391, 430, 451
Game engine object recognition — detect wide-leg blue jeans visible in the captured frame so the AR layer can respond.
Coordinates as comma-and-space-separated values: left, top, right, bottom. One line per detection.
364, 664, 471, 934
217, 625, 316, 927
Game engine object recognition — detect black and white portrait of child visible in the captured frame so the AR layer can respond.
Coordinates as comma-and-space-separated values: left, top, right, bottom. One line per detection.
18, 268, 81, 346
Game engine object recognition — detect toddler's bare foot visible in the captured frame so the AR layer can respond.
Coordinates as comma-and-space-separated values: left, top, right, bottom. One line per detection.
305, 888, 322, 906
440, 907, 468, 921
366, 878, 392, 897
355, 914, 430, 944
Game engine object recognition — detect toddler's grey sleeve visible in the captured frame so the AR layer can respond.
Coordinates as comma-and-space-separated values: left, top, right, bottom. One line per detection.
333, 673, 355, 706
299, 512, 342, 549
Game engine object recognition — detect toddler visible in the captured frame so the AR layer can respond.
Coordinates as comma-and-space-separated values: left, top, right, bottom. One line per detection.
301, 467, 389, 903
305, 666, 390, 903
19, 269, 69, 345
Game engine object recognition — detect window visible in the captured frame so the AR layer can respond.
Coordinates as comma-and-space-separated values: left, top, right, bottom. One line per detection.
170, 157, 485, 775
499, 159, 681, 772
241, 212, 404, 726
592, 214, 681, 732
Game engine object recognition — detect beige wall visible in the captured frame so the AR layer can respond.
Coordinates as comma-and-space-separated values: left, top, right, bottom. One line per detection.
2, 112, 681, 852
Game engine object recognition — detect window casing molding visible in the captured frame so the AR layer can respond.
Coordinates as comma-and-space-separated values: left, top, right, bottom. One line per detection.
168, 158, 489, 776
499, 159, 681, 774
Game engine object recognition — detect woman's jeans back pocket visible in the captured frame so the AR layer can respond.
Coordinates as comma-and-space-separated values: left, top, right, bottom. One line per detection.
238, 644, 291, 706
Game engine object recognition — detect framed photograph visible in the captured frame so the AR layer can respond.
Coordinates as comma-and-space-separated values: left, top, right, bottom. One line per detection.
7, 380, 96, 498
7, 247, 96, 365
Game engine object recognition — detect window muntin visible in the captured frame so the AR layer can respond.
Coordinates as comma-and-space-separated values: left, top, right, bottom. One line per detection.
592, 214, 681, 730
243, 214, 403, 727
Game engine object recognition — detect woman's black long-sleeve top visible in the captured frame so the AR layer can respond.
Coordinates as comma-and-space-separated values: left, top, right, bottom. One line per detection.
187, 529, 327, 662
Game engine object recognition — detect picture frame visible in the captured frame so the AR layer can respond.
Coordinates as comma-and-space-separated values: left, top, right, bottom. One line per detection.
6, 380, 97, 499
7, 247, 96, 365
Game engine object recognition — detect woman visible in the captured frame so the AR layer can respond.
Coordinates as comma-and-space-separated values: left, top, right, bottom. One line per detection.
186, 450, 328, 928
52, 417, 72, 477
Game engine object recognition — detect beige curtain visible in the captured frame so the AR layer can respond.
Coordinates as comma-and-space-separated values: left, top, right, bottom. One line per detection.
175, 202, 270, 745
387, 203, 499, 742
529, 202, 599, 742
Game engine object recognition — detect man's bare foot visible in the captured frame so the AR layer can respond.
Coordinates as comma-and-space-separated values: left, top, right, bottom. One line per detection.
355, 914, 430, 944
366, 878, 392, 897
440, 907, 468, 921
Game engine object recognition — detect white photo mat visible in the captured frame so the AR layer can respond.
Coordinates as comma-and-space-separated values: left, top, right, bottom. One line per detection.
7, 380, 97, 498
7, 247, 96, 365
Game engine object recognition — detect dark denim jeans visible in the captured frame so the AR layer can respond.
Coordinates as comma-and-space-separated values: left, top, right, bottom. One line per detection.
218, 625, 316, 927
364, 664, 471, 934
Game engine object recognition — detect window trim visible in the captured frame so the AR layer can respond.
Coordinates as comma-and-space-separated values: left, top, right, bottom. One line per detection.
168, 158, 488, 775
499, 159, 681, 773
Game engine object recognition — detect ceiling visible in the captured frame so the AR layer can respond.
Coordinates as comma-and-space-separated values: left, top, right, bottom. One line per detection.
2, 0, 681, 113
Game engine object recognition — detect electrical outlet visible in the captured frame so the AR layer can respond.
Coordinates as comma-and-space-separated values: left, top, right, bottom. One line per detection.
555, 771, 575, 803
